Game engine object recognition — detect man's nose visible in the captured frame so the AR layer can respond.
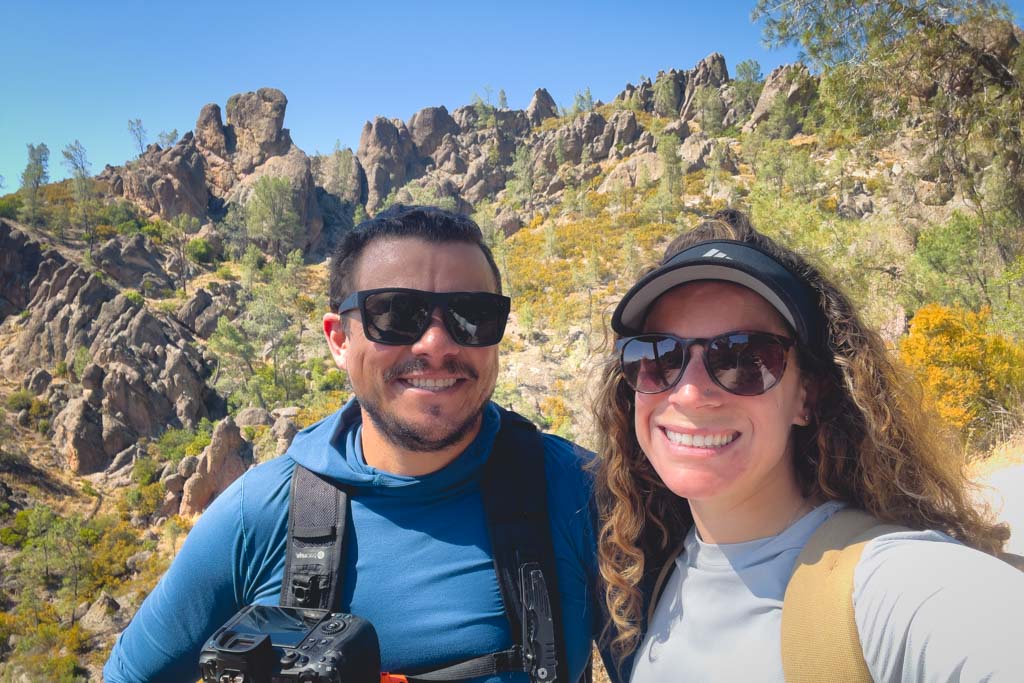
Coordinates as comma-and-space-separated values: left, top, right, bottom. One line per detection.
411, 310, 460, 355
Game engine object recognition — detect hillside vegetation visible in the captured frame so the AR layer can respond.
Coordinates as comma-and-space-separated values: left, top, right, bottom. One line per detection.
2, 2, 1024, 678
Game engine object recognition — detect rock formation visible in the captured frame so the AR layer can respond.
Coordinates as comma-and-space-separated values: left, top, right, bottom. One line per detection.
742, 64, 818, 134
0, 222, 220, 474
178, 417, 252, 516
102, 88, 324, 251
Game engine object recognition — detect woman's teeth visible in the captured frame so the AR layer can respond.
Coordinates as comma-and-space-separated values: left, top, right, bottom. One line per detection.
664, 430, 737, 448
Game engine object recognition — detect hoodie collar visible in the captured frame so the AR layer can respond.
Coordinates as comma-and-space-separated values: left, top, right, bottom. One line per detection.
285, 398, 502, 498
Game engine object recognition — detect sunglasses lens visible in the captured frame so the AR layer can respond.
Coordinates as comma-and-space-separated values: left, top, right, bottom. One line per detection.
620, 336, 688, 394
706, 333, 789, 396
362, 291, 431, 344
444, 293, 509, 346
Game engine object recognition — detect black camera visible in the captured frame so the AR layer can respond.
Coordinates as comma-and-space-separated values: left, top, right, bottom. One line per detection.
199, 605, 380, 683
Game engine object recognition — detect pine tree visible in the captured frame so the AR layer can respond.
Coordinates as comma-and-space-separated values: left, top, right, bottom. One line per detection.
128, 118, 147, 155
18, 143, 49, 226
245, 175, 303, 262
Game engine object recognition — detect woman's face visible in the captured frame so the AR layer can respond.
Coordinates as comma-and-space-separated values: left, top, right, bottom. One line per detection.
634, 281, 810, 513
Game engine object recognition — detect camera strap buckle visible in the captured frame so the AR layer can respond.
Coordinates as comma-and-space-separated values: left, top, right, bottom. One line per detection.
291, 574, 326, 608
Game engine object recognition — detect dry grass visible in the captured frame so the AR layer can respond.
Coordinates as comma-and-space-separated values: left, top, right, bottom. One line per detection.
967, 430, 1024, 481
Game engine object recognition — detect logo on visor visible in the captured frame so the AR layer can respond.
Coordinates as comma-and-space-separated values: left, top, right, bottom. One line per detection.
701, 248, 732, 259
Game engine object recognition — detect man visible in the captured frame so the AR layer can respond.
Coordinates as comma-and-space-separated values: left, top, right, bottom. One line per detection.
104, 205, 607, 682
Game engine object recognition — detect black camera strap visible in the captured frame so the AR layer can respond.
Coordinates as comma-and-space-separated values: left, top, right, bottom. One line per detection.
280, 465, 349, 613
281, 408, 575, 683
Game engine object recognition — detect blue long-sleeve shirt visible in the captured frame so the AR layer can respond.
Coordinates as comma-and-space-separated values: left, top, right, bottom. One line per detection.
104, 400, 607, 682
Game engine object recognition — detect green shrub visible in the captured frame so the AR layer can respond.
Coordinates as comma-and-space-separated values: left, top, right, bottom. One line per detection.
0, 193, 23, 219
123, 289, 144, 306
0, 525, 24, 547
315, 368, 347, 392
28, 398, 51, 420
186, 237, 215, 264
131, 457, 160, 486
34, 419, 50, 435
5, 389, 32, 412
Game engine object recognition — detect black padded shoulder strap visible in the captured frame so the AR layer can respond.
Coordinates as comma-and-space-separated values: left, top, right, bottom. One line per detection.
481, 409, 568, 683
279, 411, 572, 682
280, 464, 349, 611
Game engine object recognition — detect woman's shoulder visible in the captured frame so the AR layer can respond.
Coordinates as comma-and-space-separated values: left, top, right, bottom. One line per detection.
856, 527, 1023, 590
853, 528, 1024, 681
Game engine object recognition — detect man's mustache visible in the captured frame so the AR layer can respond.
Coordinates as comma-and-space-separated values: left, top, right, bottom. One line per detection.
383, 357, 480, 382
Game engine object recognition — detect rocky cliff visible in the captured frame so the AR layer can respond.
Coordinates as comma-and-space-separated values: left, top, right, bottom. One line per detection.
1, 220, 222, 475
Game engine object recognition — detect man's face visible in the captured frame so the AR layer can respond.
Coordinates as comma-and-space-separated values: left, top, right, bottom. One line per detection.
324, 237, 501, 455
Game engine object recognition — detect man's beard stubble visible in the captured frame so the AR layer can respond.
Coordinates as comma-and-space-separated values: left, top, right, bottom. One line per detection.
360, 357, 492, 453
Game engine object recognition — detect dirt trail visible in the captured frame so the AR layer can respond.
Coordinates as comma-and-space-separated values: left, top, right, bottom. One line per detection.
978, 464, 1024, 556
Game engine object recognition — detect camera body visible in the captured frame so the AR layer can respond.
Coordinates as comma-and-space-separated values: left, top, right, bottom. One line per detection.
199, 605, 380, 683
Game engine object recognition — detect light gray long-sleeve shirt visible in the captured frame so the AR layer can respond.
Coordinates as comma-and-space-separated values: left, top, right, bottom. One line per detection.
631, 501, 1024, 682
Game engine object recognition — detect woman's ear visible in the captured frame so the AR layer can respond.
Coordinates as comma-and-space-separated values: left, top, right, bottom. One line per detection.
793, 376, 819, 427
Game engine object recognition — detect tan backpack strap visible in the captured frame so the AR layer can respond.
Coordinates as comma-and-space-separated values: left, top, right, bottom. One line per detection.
781, 508, 907, 683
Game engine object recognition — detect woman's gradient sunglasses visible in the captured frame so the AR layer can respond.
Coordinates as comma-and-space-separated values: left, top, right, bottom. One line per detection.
338, 288, 511, 347
618, 331, 794, 396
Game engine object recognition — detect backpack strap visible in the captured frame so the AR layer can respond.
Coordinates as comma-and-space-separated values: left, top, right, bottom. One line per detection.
280, 410, 573, 682
280, 464, 349, 610
479, 409, 569, 683
644, 538, 686, 628
780, 508, 906, 683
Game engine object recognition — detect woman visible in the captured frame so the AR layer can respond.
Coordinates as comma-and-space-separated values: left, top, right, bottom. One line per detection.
594, 209, 1024, 681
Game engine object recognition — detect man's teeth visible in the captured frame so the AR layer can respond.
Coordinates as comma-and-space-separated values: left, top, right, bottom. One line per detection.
664, 430, 737, 448
406, 378, 458, 389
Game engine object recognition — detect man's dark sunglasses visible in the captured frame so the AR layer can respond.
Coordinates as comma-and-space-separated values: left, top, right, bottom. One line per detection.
618, 331, 794, 396
338, 288, 511, 347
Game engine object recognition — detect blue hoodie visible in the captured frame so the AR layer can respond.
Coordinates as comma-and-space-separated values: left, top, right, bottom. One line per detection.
104, 400, 605, 683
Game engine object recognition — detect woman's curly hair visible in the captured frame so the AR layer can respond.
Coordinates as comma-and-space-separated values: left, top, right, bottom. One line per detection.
594, 209, 1009, 662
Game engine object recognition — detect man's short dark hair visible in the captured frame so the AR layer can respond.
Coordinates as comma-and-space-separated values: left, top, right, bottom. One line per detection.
328, 204, 503, 310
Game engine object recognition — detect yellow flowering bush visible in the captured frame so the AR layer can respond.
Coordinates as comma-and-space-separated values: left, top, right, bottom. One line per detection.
899, 304, 1024, 443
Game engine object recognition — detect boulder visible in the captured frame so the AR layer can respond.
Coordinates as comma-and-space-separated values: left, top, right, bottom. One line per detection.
79, 592, 123, 634
52, 398, 108, 474
80, 363, 105, 392
101, 413, 136, 459
0, 220, 47, 320
178, 455, 199, 478
224, 88, 292, 174
597, 153, 664, 193
91, 234, 175, 291
357, 117, 422, 212
680, 134, 715, 173
24, 368, 51, 395
163, 472, 186, 496
193, 283, 241, 338
179, 417, 252, 516
408, 106, 460, 157
743, 64, 818, 134
271, 416, 298, 446
106, 444, 138, 473
108, 134, 209, 220
526, 88, 558, 127
175, 288, 214, 332
195, 103, 229, 158
236, 406, 273, 427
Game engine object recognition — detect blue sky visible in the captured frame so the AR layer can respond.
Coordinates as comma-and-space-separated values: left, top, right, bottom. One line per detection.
2, 0, 1022, 190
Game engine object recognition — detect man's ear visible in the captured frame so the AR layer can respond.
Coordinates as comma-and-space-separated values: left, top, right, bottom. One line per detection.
323, 313, 349, 371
